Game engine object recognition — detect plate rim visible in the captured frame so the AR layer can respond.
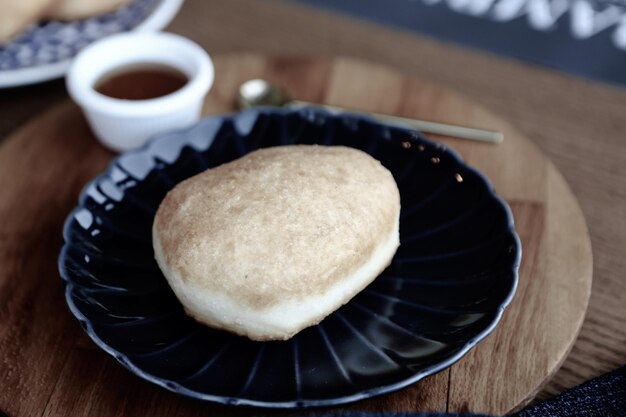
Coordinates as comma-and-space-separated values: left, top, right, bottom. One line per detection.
0, 0, 185, 89
58, 108, 522, 408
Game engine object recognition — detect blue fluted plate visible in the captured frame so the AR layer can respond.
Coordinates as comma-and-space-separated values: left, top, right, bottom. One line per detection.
0, 0, 183, 88
59, 108, 521, 408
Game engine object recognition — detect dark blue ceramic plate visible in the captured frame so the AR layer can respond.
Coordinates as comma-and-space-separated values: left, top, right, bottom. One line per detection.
59, 108, 520, 408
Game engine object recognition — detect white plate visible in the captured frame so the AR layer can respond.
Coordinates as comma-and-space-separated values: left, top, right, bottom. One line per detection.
0, 0, 184, 88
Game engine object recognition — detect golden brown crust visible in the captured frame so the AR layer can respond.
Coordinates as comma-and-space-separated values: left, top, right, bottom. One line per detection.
46, 0, 133, 20
0, 0, 57, 43
153, 145, 400, 315
0, 0, 132, 43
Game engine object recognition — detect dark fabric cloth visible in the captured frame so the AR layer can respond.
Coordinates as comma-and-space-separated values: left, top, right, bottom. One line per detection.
291, 0, 626, 88
515, 365, 626, 417
292, 365, 625, 417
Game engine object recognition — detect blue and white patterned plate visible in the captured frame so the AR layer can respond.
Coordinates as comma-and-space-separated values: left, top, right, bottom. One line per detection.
0, 0, 184, 88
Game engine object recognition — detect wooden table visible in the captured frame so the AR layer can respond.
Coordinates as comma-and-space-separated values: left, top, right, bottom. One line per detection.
0, 0, 624, 413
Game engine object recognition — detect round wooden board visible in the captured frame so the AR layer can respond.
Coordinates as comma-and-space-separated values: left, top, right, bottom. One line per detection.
0, 55, 592, 416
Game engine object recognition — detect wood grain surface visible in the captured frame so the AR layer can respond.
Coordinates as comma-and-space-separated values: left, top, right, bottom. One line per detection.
0, 55, 592, 416
128, 0, 626, 401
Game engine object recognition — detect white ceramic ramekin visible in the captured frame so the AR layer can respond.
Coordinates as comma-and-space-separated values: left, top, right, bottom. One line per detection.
67, 31, 214, 152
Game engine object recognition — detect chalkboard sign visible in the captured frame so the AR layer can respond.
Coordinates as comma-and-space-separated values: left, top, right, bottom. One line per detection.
292, 0, 626, 87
